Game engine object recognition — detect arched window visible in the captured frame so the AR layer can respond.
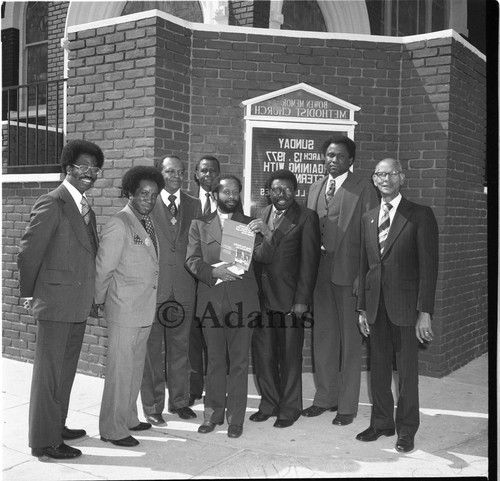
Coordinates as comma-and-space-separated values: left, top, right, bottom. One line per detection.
25, 2, 48, 107
367, 0, 448, 36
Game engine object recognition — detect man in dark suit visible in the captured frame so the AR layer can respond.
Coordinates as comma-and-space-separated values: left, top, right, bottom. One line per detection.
140, 156, 202, 425
187, 155, 221, 406
248, 169, 320, 428
186, 174, 261, 439
18, 139, 104, 459
303, 136, 378, 426
356, 158, 438, 453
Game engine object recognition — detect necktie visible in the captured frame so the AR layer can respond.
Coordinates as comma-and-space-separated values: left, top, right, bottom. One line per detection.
273, 210, 284, 230
81, 196, 97, 255
81, 196, 90, 225
325, 179, 335, 204
378, 203, 392, 255
203, 192, 211, 215
141, 215, 158, 256
168, 194, 178, 218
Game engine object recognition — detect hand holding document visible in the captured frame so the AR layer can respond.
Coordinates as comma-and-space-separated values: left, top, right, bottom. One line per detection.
220, 219, 256, 271
212, 220, 256, 285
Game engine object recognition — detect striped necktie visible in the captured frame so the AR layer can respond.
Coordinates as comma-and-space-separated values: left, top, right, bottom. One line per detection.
141, 215, 158, 256
203, 192, 211, 215
81, 196, 90, 225
378, 203, 392, 255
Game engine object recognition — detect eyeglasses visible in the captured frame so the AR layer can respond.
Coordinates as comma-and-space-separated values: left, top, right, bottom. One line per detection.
198, 168, 218, 175
270, 187, 294, 196
373, 171, 401, 180
70, 164, 101, 175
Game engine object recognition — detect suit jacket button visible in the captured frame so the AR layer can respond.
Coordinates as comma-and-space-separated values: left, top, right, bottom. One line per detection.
153, 286, 157, 289
171, 248, 175, 252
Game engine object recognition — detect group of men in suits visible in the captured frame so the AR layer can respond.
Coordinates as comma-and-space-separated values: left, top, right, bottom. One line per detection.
18, 135, 438, 457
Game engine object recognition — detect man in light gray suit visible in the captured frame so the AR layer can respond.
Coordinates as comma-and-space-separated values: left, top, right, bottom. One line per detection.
96, 166, 164, 447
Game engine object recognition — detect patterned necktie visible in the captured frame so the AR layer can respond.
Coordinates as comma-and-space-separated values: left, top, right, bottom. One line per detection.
168, 194, 178, 218
81, 196, 90, 225
378, 203, 393, 255
325, 179, 336, 204
273, 210, 284, 230
141, 215, 158, 256
203, 192, 211, 215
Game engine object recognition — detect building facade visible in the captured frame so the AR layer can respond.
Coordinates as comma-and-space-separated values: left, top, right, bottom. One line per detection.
2, 1, 488, 378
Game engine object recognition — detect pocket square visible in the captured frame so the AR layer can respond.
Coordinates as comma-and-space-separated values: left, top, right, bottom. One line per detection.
133, 234, 144, 245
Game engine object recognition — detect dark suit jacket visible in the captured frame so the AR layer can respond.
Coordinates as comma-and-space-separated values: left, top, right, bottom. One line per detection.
94, 204, 159, 328
185, 211, 260, 319
253, 201, 321, 312
357, 196, 439, 326
18, 183, 98, 323
307, 172, 379, 286
151, 190, 201, 305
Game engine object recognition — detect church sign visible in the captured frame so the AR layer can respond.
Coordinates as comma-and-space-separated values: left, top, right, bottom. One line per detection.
241, 84, 360, 215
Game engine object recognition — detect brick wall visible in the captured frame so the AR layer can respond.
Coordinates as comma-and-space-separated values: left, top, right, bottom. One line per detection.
47, 2, 68, 127
2, 13, 487, 378
230, 1, 270, 28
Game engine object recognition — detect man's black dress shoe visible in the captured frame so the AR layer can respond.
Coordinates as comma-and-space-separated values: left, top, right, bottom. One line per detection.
62, 426, 87, 440
395, 434, 415, 452
332, 414, 354, 426
32, 443, 82, 459
356, 426, 396, 442
273, 419, 294, 428
169, 406, 197, 419
227, 424, 243, 438
198, 421, 223, 434
301, 405, 337, 417
249, 411, 273, 422
101, 435, 139, 447
145, 414, 166, 426
129, 422, 151, 431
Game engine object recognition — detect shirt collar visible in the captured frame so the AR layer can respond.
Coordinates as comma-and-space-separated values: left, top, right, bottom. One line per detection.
161, 188, 180, 207
217, 209, 232, 219
328, 170, 349, 190
382, 193, 402, 210
62, 179, 85, 212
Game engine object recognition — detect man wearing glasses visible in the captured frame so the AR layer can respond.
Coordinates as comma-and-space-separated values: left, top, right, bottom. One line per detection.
303, 136, 378, 426
248, 169, 320, 428
356, 158, 438, 453
140, 155, 202, 426
18, 139, 104, 459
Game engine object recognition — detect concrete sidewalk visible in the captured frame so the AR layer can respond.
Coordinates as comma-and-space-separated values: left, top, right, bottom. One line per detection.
2, 354, 489, 479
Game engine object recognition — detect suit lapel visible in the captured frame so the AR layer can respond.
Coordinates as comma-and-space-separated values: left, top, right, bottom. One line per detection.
336, 173, 362, 249
367, 209, 380, 256
123, 205, 158, 260
381, 197, 411, 259
273, 201, 299, 245
309, 177, 327, 210
59, 185, 94, 254
206, 212, 222, 244
152, 195, 174, 247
